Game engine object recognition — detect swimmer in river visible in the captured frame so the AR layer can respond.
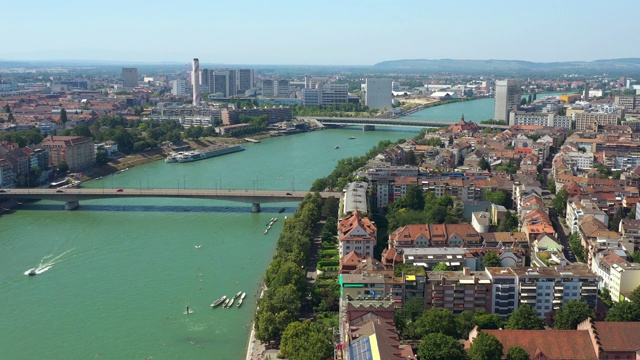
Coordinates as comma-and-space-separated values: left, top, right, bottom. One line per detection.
186, 306, 190, 314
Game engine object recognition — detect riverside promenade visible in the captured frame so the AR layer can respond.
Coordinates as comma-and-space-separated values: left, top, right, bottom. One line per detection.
245, 287, 279, 360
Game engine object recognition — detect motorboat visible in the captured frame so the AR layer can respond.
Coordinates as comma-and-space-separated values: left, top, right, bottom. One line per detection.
27, 268, 37, 276
264, 229, 268, 234
227, 297, 235, 308
211, 295, 227, 308
237, 298, 243, 307
234, 291, 242, 299
284, 216, 288, 220
222, 298, 231, 308
279, 208, 285, 213
349, 136, 356, 140
240, 292, 246, 300
272, 217, 278, 222
334, 145, 339, 149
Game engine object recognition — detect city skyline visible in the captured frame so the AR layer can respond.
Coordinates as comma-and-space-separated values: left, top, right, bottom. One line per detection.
2, 0, 639, 65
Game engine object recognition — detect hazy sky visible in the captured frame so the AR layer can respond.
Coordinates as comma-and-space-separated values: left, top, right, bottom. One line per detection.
3, 0, 638, 65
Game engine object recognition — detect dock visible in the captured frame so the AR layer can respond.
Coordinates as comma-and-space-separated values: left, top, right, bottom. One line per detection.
244, 138, 260, 143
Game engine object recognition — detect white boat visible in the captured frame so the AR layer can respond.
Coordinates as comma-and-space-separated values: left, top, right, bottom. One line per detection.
222, 298, 231, 308
284, 216, 288, 220
165, 154, 178, 163
234, 291, 242, 299
267, 225, 272, 230
211, 295, 227, 308
237, 298, 244, 307
240, 292, 246, 300
272, 217, 277, 222
227, 297, 235, 308
264, 229, 268, 234
175, 145, 245, 163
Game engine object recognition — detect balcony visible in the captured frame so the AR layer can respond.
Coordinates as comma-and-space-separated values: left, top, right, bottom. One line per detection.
521, 298, 535, 304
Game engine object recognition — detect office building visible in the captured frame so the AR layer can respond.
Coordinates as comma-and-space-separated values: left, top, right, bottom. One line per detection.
200, 69, 236, 97
301, 82, 348, 106
365, 78, 392, 110
122, 68, 138, 90
236, 69, 254, 95
494, 79, 522, 122
170, 79, 186, 96
574, 112, 619, 131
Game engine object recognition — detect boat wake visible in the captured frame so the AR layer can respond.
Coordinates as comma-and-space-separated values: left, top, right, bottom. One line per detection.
24, 248, 75, 276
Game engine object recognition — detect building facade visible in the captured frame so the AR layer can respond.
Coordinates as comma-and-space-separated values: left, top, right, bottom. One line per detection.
121, 67, 138, 90
494, 79, 522, 122
40, 136, 95, 171
365, 78, 392, 110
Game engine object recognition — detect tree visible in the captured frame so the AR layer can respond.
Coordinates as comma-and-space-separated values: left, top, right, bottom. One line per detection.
483, 251, 501, 268
57, 161, 69, 174
417, 333, 467, 360
448, 135, 454, 145
485, 190, 511, 208
96, 150, 109, 166
606, 301, 640, 322
554, 300, 594, 330
479, 157, 491, 172
468, 331, 504, 360
3, 104, 9, 113
507, 346, 530, 360
456, 310, 475, 338
609, 207, 624, 231
405, 150, 417, 166
506, 304, 545, 330
432, 262, 451, 271
551, 189, 569, 217
7, 112, 15, 122
474, 311, 504, 330
405, 185, 425, 211
279, 320, 333, 360
414, 308, 458, 338
629, 285, 640, 305
498, 210, 519, 232
60, 108, 68, 124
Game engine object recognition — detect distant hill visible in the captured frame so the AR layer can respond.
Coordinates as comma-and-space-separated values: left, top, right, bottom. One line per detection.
373, 58, 640, 75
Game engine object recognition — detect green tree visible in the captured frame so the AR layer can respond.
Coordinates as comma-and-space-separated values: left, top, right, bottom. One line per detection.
609, 207, 624, 231
551, 189, 569, 217
96, 150, 109, 166
448, 135, 454, 145
417, 333, 467, 360
405, 149, 417, 166
606, 301, 640, 322
57, 161, 69, 173
507, 346, 530, 360
60, 108, 68, 124
498, 210, 519, 232
8, 112, 15, 122
414, 308, 458, 338
506, 304, 545, 330
432, 262, 451, 271
483, 251, 501, 268
71, 124, 93, 138
479, 157, 491, 172
554, 300, 594, 330
468, 331, 504, 360
405, 185, 425, 211
474, 311, 504, 330
456, 310, 475, 338
485, 190, 511, 208
3, 104, 10, 113
629, 285, 640, 305
279, 320, 333, 360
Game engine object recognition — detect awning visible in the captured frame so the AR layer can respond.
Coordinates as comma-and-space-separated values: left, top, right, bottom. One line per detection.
405, 275, 416, 281
451, 262, 461, 266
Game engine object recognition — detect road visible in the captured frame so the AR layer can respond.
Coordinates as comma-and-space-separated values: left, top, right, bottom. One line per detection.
549, 208, 577, 263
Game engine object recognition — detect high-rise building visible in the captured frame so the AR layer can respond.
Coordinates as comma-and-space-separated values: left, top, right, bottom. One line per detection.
201, 69, 236, 97
192, 59, 201, 106
170, 79, 186, 96
494, 79, 522, 122
276, 80, 290, 97
122, 68, 138, 90
365, 78, 392, 110
236, 69, 254, 95
300, 81, 348, 106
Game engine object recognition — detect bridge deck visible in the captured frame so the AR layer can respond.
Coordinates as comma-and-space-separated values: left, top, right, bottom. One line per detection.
0, 189, 342, 204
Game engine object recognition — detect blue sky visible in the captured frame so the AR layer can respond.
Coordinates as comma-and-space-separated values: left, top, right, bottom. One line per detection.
2, 0, 638, 65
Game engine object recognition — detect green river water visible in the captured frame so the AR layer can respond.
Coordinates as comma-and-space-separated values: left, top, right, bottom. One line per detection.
0, 128, 415, 359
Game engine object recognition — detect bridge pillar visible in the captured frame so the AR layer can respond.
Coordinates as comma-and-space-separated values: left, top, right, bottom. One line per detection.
363, 125, 375, 131
64, 201, 80, 210
251, 203, 261, 213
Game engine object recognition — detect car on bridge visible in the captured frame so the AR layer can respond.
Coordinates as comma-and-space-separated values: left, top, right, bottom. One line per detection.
116, 189, 124, 192
56, 190, 64, 193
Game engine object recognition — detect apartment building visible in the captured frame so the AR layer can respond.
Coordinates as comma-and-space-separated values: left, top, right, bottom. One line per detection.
575, 112, 619, 131
40, 135, 95, 171
513, 265, 598, 318
566, 198, 609, 234
338, 210, 377, 258
485, 267, 518, 317
610, 262, 640, 302
220, 107, 292, 125
424, 267, 492, 314
508, 111, 572, 129
300, 82, 348, 106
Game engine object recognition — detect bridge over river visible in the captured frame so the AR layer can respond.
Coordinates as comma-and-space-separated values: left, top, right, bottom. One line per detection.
298, 116, 509, 130
0, 188, 342, 212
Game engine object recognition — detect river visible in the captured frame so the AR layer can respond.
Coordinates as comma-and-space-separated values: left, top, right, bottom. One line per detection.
0, 91, 564, 359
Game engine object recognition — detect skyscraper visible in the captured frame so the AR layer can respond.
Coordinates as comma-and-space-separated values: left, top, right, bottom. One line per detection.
236, 69, 254, 95
494, 79, 522, 123
365, 78, 392, 110
192, 59, 201, 106
122, 68, 138, 90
